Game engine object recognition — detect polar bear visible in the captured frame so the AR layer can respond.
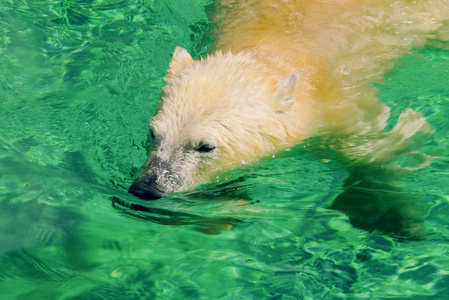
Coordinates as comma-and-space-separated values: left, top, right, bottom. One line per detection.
129, 0, 449, 236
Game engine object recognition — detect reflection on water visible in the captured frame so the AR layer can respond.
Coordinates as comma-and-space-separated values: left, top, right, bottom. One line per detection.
112, 196, 241, 234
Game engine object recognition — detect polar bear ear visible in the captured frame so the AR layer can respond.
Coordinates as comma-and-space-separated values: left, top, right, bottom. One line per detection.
272, 73, 302, 109
168, 46, 195, 76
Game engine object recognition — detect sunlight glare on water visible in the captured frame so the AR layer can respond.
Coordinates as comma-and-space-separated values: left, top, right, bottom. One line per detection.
1, 0, 449, 299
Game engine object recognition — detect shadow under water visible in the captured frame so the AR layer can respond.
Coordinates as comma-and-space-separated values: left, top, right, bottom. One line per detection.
330, 165, 429, 240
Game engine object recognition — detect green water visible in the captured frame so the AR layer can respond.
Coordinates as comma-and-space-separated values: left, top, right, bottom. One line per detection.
1, 1, 449, 299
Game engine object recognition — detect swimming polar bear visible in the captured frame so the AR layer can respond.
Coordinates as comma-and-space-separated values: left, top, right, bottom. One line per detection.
129, 0, 449, 236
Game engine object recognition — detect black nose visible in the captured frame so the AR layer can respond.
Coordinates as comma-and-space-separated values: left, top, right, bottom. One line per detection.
128, 181, 163, 200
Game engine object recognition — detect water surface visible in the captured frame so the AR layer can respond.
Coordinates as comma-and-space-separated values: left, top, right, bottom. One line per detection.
1, 1, 449, 299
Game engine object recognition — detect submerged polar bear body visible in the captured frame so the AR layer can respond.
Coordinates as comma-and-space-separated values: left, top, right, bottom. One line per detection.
129, 0, 448, 204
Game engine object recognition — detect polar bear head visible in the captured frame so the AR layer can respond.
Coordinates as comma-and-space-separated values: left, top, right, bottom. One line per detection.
129, 47, 301, 200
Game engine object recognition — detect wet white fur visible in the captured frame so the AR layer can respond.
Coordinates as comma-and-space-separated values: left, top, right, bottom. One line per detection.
143, 0, 449, 193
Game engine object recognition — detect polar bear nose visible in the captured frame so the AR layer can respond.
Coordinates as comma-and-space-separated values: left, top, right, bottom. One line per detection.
128, 179, 163, 200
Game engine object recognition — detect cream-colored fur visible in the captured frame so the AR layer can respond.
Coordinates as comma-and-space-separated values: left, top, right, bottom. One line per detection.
130, 0, 449, 223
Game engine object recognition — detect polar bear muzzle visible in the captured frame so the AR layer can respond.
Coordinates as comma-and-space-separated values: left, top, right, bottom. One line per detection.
128, 175, 163, 200
129, 142, 206, 200
128, 155, 179, 200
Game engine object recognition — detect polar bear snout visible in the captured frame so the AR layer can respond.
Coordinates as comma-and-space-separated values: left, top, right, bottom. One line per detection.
129, 152, 190, 200
129, 156, 169, 200
128, 175, 163, 200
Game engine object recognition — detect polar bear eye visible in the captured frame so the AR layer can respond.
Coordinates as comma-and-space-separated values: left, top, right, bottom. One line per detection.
149, 127, 159, 141
149, 130, 156, 140
195, 143, 216, 153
